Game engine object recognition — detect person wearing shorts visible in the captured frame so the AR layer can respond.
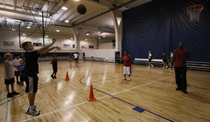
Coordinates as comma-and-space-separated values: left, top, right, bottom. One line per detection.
4, 53, 19, 98
148, 51, 153, 68
74, 52, 79, 62
12, 53, 22, 84
22, 39, 58, 116
118, 51, 131, 81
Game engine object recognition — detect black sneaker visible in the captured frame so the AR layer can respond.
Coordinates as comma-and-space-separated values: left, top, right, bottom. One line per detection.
53, 76, 57, 79
183, 91, 188, 94
12, 91, 19, 95
176, 88, 182, 90
51, 75, 54, 78
7, 93, 13, 98
34, 106, 40, 113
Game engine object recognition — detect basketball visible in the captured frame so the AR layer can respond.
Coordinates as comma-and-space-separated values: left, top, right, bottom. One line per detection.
77, 4, 87, 15
52, 57, 57, 61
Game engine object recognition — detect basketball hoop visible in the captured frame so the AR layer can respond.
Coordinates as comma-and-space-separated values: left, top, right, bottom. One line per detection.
187, 4, 204, 22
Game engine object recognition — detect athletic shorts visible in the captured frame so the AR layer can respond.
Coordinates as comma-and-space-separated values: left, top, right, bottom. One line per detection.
20, 76, 25, 82
5, 78, 14, 85
75, 58, 78, 60
14, 71, 20, 76
24, 75, 38, 93
149, 58, 152, 62
123, 66, 131, 75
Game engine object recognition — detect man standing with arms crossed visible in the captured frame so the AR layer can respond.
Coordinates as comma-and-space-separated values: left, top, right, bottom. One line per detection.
171, 42, 190, 94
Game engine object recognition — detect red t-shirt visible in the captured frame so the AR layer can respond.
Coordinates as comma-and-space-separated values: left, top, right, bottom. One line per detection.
174, 48, 189, 67
122, 54, 131, 67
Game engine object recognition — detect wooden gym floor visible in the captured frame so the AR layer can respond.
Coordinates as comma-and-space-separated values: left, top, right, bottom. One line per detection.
0, 60, 210, 122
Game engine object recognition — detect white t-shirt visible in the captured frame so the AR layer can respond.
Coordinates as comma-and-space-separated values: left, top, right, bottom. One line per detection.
4, 60, 14, 79
12, 58, 22, 71
74, 53, 78, 58
170, 53, 173, 58
148, 53, 152, 59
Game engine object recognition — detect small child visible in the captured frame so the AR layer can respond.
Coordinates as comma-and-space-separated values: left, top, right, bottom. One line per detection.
17, 60, 25, 90
12, 53, 22, 84
4, 53, 19, 98
51, 56, 57, 78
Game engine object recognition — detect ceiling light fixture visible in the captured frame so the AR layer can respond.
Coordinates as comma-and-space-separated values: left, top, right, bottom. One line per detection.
103, 36, 105, 37
27, 26, 31, 29
86, 33, 89, 35
65, 20, 69, 23
71, 38, 73, 39
45, 36, 48, 37
62, 7, 68, 10
74, 0, 80, 1
56, 30, 60, 32
23, 34, 26, 36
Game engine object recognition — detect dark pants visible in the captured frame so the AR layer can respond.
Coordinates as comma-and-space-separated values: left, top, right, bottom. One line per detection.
175, 66, 187, 91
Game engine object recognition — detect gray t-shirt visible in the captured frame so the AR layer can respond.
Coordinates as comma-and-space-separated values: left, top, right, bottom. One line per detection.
4, 60, 14, 79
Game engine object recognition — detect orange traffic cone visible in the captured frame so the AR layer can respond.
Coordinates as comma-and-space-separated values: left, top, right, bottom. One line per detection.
87, 84, 97, 102
65, 71, 70, 81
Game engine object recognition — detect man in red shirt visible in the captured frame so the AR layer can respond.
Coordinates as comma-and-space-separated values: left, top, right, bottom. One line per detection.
171, 42, 190, 94
118, 51, 131, 81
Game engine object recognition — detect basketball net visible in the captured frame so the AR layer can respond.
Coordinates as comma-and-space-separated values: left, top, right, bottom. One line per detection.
187, 4, 204, 22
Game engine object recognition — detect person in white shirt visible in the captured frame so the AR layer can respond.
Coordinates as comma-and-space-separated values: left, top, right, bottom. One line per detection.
74, 52, 79, 63
148, 51, 153, 68
12, 53, 22, 84
170, 51, 174, 69
4, 53, 19, 98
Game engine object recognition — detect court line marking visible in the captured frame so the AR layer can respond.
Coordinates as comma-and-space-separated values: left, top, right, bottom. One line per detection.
7, 98, 11, 122
20, 75, 174, 122
80, 75, 175, 122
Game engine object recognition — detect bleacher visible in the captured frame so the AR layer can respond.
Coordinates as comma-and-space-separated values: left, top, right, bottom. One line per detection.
134, 58, 210, 71
83, 49, 115, 63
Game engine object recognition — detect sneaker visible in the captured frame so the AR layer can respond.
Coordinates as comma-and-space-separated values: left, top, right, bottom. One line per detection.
51, 75, 54, 78
12, 91, 19, 95
183, 90, 188, 94
128, 78, 131, 81
152, 65, 154, 68
34, 105, 40, 113
17, 81, 20, 84
53, 76, 57, 79
166, 66, 168, 68
163, 66, 165, 68
7, 93, 13, 98
122, 77, 126, 80
176, 88, 182, 90
148, 66, 150, 68
21, 86, 24, 90
25, 107, 40, 116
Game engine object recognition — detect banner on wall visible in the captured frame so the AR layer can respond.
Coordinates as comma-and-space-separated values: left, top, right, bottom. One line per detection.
63, 44, 70, 48
89, 45, 94, 48
3, 41, 14, 46
81, 45, 87, 49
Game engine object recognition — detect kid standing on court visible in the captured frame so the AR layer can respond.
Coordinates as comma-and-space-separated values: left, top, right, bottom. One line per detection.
51, 55, 57, 78
17, 60, 25, 90
22, 39, 58, 116
12, 53, 22, 84
118, 51, 132, 81
4, 53, 19, 98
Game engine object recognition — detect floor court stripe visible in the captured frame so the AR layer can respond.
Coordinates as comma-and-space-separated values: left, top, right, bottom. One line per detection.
20, 75, 174, 122
7, 98, 11, 122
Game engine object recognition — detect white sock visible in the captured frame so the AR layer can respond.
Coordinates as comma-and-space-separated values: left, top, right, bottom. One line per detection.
29, 106, 34, 109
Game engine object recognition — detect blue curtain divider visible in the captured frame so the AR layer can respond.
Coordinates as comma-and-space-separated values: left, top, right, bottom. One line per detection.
122, 0, 210, 63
